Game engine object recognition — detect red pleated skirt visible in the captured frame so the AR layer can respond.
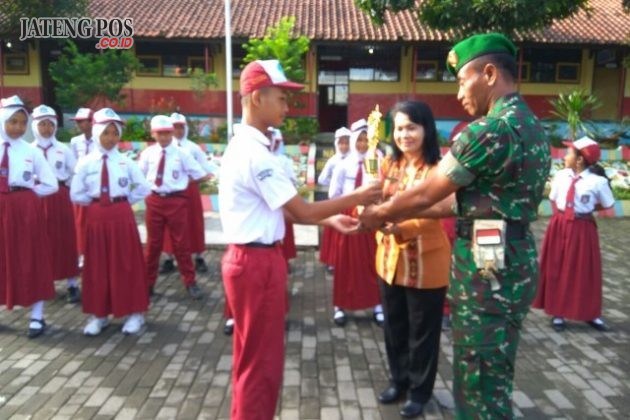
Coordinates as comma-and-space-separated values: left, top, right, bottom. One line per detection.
82, 201, 149, 318
74, 204, 87, 255
333, 210, 380, 309
42, 185, 79, 280
0, 190, 55, 308
282, 219, 297, 262
533, 213, 603, 321
163, 182, 205, 254
319, 226, 339, 266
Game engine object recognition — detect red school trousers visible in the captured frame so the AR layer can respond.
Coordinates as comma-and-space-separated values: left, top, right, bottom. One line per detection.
222, 243, 287, 420
145, 193, 195, 287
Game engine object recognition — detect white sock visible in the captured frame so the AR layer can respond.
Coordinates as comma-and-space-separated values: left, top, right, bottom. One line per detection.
67, 278, 78, 287
31, 301, 44, 320
374, 304, 383, 314
225, 318, 234, 327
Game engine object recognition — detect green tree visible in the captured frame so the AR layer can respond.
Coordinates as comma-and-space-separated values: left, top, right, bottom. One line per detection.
0, 0, 89, 36
242, 16, 310, 82
49, 40, 139, 110
355, 0, 591, 36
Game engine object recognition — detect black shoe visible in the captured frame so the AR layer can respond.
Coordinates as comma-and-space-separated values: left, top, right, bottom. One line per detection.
378, 385, 405, 404
187, 283, 203, 300
159, 259, 176, 274
333, 309, 347, 326
551, 317, 566, 332
223, 320, 234, 336
194, 257, 208, 273
400, 400, 423, 418
27, 319, 46, 339
66, 286, 81, 303
587, 319, 610, 332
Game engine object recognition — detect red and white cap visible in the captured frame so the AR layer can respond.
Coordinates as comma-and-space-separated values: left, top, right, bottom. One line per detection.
334, 127, 352, 138
563, 136, 601, 165
32, 104, 56, 120
0, 95, 25, 109
151, 115, 174, 132
350, 118, 368, 132
92, 108, 124, 125
170, 112, 186, 125
239, 59, 304, 96
71, 107, 94, 121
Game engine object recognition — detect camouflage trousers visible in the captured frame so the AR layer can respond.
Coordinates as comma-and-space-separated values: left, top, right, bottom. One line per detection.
451, 307, 528, 420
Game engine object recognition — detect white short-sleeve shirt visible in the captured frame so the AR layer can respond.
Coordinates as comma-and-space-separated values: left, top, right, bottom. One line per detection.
70, 147, 151, 205
138, 142, 206, 193
32, 139, 76, 185
0, 138, 58, 196
550, 167, 615, 213
70, 134, 95, 160
219, 124, 298, 244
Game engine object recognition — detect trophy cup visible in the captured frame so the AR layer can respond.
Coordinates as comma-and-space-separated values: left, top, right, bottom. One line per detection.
364, 104, 383, 180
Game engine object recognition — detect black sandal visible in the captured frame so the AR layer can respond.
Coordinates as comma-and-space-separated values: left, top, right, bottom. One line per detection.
27, 319, 46, 339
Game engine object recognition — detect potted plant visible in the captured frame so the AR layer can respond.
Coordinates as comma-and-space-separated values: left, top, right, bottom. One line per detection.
548, 89, 601, 141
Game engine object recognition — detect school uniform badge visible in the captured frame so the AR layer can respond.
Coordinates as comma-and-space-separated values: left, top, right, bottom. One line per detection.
256, 168, 273, 181
580, 195, 590, 204
118, 177, 129, 187
55, 161, 63, 170
172, 170, 179, 180
22, 171, 32, 181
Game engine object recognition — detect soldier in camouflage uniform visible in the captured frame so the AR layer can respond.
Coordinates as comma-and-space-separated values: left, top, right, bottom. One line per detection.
360, 33, 550, 419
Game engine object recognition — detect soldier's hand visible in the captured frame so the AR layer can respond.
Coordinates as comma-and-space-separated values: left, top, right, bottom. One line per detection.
358, 203, 385, 230
354, 180, 382, 206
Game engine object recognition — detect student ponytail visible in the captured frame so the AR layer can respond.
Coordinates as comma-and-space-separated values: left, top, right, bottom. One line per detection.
588, 163, 611, 188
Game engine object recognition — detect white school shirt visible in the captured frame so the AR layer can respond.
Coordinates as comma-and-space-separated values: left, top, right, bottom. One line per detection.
318, 153, 346, 187
328, 153, 367, 198
0, 138, 58, 196
175, 137, 218, 176
31, 138, 76, 186
70, 133, 96, 160
138, 142, 206, 193
70, 146, 151, 205
219, 123, 297, 244
550, 167, 615, 213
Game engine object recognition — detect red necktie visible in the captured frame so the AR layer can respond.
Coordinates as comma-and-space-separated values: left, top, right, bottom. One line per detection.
38, 144, 52, 159
354, 159, 363, 189
565, 175, 580, 220
100, 155, 111, 206
156, 149, 166, 187
0, 143, 9, 193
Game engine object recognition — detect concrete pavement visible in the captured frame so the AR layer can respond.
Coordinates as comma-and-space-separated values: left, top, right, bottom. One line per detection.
0, 217, 628, 419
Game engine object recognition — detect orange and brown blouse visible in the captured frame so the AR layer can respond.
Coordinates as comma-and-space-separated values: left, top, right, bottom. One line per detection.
375, 156, 451, 289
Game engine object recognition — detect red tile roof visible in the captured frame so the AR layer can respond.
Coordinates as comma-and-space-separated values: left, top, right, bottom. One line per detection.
42, 0, 630, 45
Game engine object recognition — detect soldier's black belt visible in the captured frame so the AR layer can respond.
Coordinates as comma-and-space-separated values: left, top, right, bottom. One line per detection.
455, 219, 529, 241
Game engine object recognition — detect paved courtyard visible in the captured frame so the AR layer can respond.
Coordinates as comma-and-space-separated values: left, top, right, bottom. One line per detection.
0, 218, 628, 419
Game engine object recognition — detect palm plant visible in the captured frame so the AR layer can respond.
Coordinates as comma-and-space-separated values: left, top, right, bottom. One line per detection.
549, 89, 602, 141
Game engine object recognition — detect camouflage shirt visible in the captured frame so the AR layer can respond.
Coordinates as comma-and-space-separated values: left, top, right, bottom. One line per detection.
440, 93, 550, 221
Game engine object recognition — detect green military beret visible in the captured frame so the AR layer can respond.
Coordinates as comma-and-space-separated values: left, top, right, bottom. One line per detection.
446, 33, 517, 76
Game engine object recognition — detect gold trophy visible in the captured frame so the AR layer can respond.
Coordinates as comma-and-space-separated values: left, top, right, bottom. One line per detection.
364, 104, 383, 180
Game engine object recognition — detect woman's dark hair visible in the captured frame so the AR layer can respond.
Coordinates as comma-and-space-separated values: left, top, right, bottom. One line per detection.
389, 101, 440, 165
577, 149, 612, 188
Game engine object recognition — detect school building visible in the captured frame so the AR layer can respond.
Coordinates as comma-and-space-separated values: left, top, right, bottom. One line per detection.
1, 0, 629, 131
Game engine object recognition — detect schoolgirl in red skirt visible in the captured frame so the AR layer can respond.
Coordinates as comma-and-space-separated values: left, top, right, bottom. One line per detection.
533, 137, 615, 332
318, 127, 351, 269
0, 95, 59, 338
70, 108, 151, 336
328, 119, 382, 326
31, 105, 81, 303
